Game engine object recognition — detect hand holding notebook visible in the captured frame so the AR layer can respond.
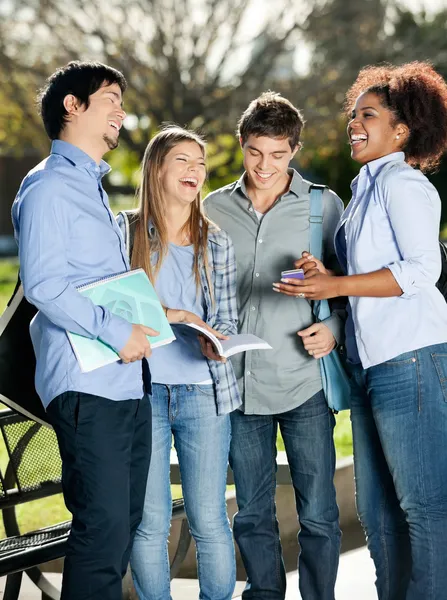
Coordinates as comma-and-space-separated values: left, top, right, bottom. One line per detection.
119, 323, 160, 363
67, 269, 175, 372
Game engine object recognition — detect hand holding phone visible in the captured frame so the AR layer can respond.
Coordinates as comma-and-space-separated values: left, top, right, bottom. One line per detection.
280, 268, 304, 280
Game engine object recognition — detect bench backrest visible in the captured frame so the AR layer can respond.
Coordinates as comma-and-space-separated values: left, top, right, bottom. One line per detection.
0, 409, 62, 510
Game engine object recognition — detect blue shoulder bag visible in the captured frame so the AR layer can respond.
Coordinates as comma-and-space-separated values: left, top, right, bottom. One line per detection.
308, 185, 351, 413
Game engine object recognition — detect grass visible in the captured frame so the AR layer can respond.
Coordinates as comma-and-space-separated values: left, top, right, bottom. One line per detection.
0, 258, 353, 538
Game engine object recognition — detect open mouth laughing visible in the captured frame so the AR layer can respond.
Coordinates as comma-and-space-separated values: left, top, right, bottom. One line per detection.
179, 177, 198, 189
108, 120, 121, 133
350, 133, 368, 146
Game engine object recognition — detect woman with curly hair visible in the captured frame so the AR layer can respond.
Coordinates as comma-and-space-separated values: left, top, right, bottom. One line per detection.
275, 62, 447, 599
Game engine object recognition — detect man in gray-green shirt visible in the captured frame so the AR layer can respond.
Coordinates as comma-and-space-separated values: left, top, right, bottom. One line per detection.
204, 92, 342, 600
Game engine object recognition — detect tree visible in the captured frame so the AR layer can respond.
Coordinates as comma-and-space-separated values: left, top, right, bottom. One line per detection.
273, 0, 447, 203
0, 0, 309, 163
1, 0, 447, 212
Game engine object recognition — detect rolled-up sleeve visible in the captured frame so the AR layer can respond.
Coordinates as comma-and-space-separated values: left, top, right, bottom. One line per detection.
382, 170, 441, 298
16, 173, 132, 351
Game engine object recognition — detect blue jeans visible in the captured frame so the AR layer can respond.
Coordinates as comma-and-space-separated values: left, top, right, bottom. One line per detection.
350, 344, 447, 600
230, 390, 341, 600
130, 383, 235, 600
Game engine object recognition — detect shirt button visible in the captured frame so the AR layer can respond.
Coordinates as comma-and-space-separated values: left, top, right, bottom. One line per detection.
247, 371, 251, 376
251, 306, 256, 311
258, 239, 263, 244
248, 206, 254, 212
204, 286, 208, 291
255, 273, 260, 277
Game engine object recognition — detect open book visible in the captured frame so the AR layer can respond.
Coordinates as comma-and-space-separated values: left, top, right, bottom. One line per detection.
68, 269, 175, 372
173, 322, 272, 358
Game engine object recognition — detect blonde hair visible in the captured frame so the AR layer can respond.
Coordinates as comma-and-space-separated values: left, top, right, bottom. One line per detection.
131, 125, 215, 297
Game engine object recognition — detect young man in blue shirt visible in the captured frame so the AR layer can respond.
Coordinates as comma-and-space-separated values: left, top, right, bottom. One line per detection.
12, 61, 157, 600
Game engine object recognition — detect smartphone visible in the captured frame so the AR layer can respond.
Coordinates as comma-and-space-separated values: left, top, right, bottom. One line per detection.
281, 268, 304, 280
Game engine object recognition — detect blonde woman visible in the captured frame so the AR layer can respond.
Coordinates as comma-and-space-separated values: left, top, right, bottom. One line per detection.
117, 126, 240, 600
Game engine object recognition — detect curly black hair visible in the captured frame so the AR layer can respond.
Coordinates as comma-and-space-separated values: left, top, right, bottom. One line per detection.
345, 62, 447, 172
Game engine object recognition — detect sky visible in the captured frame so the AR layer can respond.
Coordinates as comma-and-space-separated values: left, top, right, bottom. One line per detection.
404, 0, 445, 12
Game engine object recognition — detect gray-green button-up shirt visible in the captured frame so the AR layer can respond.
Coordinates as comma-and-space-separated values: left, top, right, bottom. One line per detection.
204, 169, 344, 415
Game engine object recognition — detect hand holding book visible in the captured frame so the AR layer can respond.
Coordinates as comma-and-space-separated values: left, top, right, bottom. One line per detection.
166, 308, 229, 363
67, 269, 175, 373
119, 323, 160, 363
169, 316, 273, 359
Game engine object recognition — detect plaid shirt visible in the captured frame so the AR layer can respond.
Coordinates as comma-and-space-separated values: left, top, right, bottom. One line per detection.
116, 213, 241, 415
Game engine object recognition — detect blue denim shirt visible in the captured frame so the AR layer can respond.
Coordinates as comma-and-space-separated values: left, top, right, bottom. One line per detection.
12, 140, 144, 408
335, 152, 447, 368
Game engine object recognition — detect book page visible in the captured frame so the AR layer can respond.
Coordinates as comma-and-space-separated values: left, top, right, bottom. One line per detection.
173, 323, 272, 358
220, 334, 272, 358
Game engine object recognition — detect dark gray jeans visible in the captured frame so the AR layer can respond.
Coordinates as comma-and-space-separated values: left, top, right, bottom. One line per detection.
47, 391, 151, 600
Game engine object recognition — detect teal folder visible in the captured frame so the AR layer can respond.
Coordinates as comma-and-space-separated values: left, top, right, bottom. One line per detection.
67, 268, 176, 372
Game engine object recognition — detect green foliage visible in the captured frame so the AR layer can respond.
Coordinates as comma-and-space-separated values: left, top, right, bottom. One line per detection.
206, 134, 244, 192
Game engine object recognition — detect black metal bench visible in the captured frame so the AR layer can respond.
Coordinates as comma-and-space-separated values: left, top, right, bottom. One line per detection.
0, 408, 192, 599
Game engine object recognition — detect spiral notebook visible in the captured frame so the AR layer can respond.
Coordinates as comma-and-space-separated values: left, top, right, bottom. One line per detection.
67, 269, 175, 372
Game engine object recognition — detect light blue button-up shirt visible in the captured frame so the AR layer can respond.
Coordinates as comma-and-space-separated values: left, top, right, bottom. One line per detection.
145, 243, 212, 385
335, 152, 447, 368
12, 140, 144, 408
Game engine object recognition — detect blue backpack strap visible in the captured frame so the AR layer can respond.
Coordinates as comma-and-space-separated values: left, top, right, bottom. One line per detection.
308, 184, 330, 321
308, 184, 326, 261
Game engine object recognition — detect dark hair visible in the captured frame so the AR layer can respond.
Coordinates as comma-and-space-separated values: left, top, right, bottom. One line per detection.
38, 61, 127, 140
237, 91, 304, 150
345, 61, 447, 172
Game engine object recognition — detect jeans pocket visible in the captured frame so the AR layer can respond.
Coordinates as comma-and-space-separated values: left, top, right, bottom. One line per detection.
194, 383, 216, 397
431, 353, 447, 402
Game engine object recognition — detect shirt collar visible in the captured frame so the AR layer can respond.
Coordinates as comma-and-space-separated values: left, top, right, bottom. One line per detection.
365, 151, 405, 177
230, 168, 302, 200
350, 152, 405, 192
51, 140, 111, 178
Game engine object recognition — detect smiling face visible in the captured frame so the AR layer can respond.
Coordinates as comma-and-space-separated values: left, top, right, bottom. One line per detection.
242, 134, 298, 194
89, 82, 125, 151
158, 140, 206, 207
69, 82, 126, 154
72, 83, 126, 152
347, 91, 407, 165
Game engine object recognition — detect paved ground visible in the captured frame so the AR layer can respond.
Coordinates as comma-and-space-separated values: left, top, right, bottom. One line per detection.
0, 546, 377, 599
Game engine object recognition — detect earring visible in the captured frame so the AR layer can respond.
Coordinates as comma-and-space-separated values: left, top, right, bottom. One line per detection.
395, 135, 400, 140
